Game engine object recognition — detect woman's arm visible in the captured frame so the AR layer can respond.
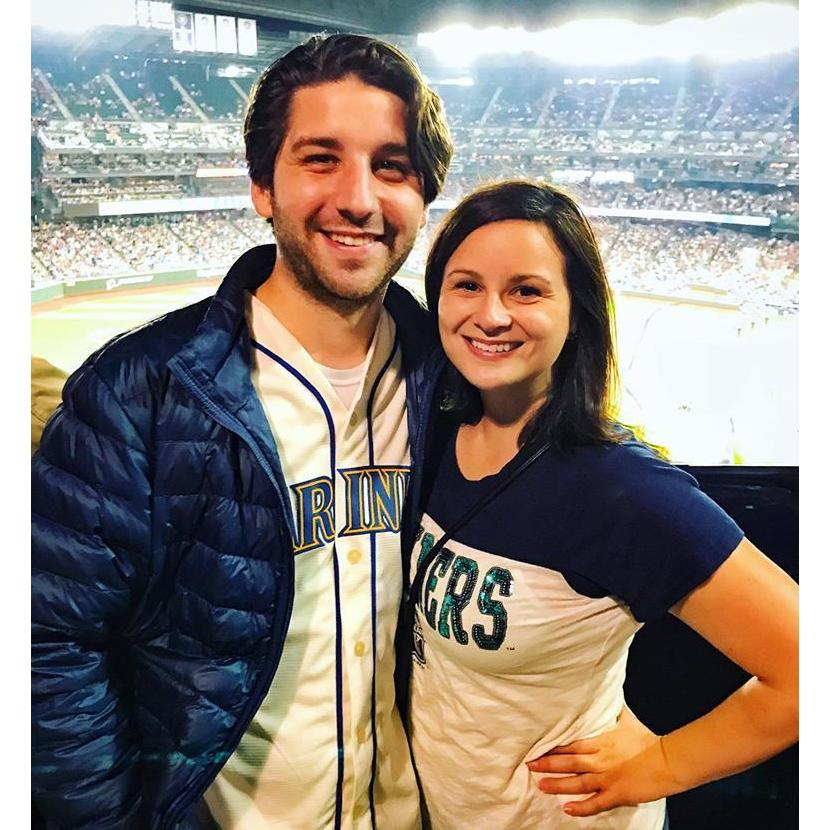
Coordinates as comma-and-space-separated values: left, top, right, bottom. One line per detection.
527, 537, 798, 817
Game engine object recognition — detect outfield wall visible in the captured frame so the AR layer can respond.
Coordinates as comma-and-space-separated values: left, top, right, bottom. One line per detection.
32, 265, 743, 313
32, 271, 796, 465
622, 289, 740, 311
31, 266, 227, 306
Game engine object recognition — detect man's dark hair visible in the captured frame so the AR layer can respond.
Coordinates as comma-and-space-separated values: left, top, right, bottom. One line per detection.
424, 179, 622, 454
244, 33, 453, 205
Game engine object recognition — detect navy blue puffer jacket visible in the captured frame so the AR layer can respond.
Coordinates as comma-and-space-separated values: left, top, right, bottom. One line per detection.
32, 245, 441, 829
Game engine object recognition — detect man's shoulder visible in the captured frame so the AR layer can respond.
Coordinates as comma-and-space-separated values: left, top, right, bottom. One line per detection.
75, 295, 213, 397
386, 279, 428, 319
84, 242, 273, 387
385, 280, 436, 363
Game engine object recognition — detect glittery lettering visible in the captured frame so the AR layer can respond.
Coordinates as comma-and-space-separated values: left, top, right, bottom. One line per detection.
472, 567, 512, 650
424, 549, 453, 629
438, 555, 479, 644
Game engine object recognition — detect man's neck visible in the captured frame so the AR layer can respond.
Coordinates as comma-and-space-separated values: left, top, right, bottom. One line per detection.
255, 264, 385, 369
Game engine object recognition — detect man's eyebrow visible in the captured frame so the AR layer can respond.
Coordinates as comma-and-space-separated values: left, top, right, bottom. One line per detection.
289, 136, 343, 153
376, 142, 411, 157
288, 138, 412, 157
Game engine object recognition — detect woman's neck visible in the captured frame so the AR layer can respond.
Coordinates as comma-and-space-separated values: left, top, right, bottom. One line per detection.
456, 390, 546, 481
480, 374, 551, 424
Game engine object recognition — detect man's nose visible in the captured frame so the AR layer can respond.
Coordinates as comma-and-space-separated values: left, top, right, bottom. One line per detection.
336, 164, 379, 226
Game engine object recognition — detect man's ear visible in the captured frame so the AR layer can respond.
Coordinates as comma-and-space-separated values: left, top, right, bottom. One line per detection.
251, 180, 273, 219
419, 206, 429, 230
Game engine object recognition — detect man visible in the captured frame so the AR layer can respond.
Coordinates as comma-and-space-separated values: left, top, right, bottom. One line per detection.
32, 34, 452, 829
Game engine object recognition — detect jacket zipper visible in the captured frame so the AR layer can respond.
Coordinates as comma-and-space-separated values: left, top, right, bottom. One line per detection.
160, 361, 297, 830
402, 354, 444, 580
161, 346, 442, 828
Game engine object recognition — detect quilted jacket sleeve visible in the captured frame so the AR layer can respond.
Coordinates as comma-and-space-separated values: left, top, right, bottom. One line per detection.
32, 364, 152, 829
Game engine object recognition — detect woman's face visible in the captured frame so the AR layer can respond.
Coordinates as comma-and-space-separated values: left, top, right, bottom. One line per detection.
438, 219, 572, 403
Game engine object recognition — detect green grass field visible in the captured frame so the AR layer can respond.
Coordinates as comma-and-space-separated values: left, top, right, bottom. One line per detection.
31, 280, 798, 466
32, 283, 219, 373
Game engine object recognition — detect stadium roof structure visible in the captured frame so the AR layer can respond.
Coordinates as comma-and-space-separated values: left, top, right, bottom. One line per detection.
30, 0, 798, 67
173, 0, 798, 34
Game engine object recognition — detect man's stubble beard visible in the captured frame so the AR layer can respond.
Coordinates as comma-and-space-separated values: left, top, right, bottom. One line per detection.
271, 205, 417, 315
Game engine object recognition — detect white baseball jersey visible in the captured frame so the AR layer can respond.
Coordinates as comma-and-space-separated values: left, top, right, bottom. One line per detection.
203, 292, 420, 830
408, 424, 743, 830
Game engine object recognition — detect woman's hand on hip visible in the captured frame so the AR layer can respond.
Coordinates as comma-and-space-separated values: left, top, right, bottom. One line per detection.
526, 705, 675, 817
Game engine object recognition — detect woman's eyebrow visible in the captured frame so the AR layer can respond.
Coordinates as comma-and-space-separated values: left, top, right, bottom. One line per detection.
445, 268, 482, 279
508, 272, 552, 285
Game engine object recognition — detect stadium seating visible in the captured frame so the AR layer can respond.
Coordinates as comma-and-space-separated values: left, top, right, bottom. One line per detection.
30, 44, 799, 311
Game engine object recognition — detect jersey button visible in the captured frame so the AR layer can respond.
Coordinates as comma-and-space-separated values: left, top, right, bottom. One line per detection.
355, 726, 366, 743
354, 640, 366, 657
347, 549, 362, 565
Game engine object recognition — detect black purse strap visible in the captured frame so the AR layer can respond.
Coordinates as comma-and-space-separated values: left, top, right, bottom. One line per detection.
407, 440, 551, 611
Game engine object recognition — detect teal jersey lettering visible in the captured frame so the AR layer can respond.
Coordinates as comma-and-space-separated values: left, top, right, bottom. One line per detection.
423, 549, 453, 630
472, 567, 512, 650
438, 556, 479, 644
416, 528, 435, 568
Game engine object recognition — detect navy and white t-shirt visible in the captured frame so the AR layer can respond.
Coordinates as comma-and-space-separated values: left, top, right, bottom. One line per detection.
408, 425, 743, 830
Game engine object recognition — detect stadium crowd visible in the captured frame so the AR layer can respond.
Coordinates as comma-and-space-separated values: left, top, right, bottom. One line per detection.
31, 211, 273, 284
46, 178, 190, 205
31, 50, 799, 319
576, 182, 797, 218
438, 176, 798, 218
32, 210, 798, 316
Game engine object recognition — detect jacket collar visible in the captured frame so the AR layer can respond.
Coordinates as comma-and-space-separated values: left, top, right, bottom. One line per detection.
173, 243, 440, 414
170, 245, 275, 415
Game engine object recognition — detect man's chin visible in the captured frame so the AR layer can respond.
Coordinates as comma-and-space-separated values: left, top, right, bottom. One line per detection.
278, 233, 410, 311
322, 278, 390, 307
302, 268, 392, 311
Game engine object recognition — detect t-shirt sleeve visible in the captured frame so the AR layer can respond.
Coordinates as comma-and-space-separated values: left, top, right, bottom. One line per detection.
574, 444, 744, 623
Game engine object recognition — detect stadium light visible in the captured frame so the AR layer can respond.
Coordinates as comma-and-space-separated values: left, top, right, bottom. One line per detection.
418, 2, 797, 66
31, 0, 135, 34
433, 76, 476, 87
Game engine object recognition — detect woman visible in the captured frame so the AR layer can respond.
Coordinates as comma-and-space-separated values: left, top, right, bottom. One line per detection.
407, 180, 797, 829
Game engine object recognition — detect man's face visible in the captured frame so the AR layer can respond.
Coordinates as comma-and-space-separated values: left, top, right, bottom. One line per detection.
252, 76, 427, 311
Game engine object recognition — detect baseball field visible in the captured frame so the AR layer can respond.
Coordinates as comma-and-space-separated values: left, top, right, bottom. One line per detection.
31, 280, 797, 465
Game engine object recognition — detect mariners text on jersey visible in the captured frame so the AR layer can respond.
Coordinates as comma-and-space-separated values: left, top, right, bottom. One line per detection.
291, 466, 410, 553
